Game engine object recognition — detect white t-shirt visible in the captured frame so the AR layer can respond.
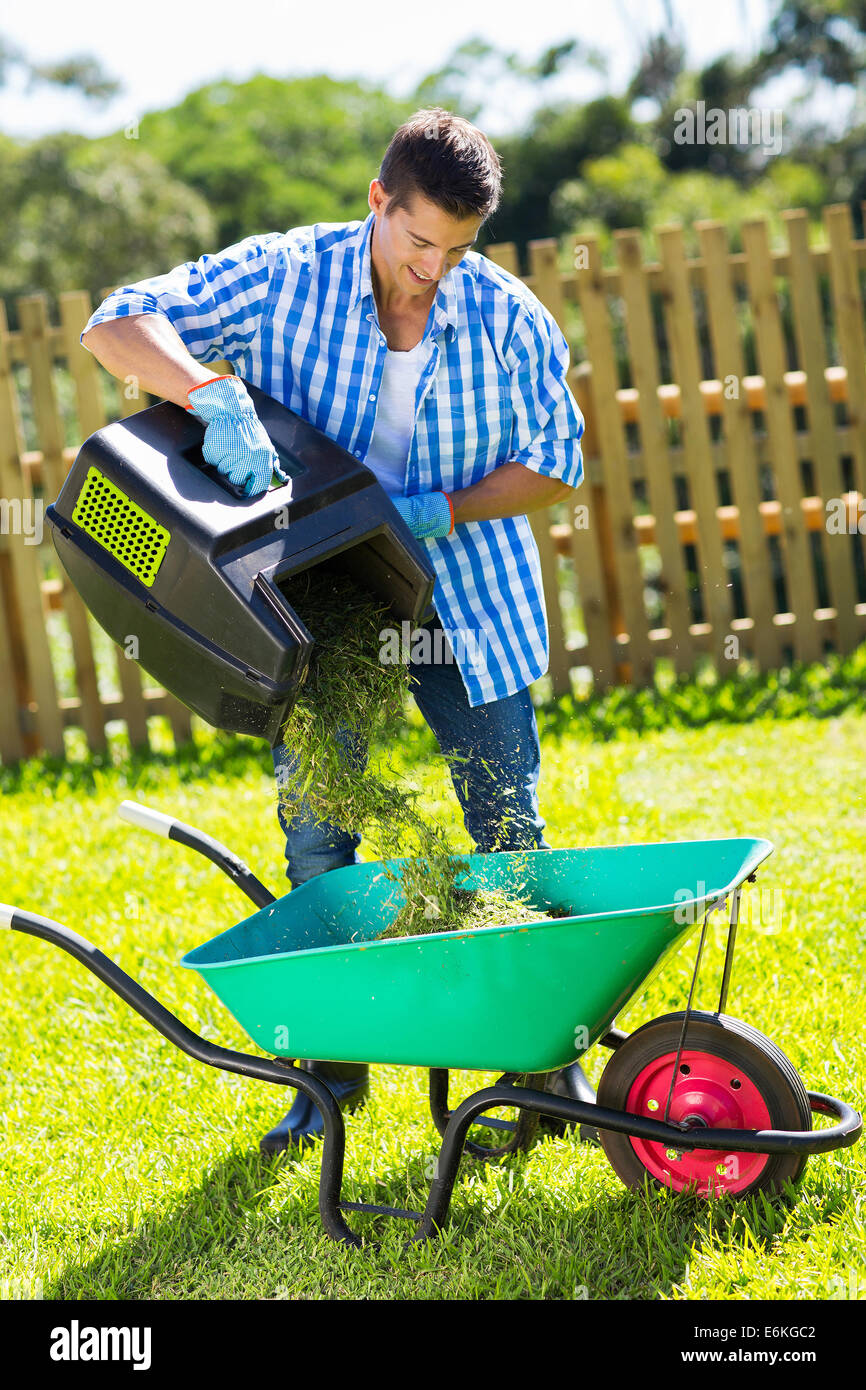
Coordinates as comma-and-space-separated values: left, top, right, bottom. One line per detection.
363, 340, 427, 496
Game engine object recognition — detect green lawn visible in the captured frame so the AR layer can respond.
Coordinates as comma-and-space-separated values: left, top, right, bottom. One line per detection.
0, 694, 864, 1301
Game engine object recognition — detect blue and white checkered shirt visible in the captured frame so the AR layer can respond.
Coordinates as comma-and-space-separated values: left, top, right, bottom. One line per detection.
81, 211, 584, 706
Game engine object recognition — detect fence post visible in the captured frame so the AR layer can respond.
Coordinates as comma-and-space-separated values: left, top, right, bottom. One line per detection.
658, 224, 735, 670
0, 302, 65, 757
697, 219, 784, 670
570, 360, 617, 690
574, 234, 654, 685
784, 211, 862, 653
614, 228, 696, 675
823, 204, 866, 499
741, 219, 824, 664
0, 561, 26, 762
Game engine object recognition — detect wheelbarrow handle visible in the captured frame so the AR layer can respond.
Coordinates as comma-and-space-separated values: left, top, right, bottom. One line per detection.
1, 901, 362, 1247
117, 800, 275, 909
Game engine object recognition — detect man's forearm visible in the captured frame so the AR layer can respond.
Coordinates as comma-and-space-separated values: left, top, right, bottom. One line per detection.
81, 314, 216, 410
449, 460, 574, 523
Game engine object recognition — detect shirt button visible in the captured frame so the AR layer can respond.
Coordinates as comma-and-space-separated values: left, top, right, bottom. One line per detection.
369, 392, 376, 401
354, 450, 362, 458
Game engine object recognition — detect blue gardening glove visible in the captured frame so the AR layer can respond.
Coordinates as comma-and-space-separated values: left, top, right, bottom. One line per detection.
392, 491, 454, 540
186, 375, 287, 497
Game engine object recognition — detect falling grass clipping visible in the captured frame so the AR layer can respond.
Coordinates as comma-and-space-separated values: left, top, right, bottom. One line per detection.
277, 568, 556, 938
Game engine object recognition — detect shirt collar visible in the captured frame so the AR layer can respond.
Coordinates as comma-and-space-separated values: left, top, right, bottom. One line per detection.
348, 209, 476, 338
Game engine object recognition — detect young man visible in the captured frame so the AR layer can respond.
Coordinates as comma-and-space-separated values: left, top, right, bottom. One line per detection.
81, 107, 589, 1154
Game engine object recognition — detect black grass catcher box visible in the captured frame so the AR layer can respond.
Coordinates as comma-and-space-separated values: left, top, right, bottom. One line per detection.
46, 381, 435, 744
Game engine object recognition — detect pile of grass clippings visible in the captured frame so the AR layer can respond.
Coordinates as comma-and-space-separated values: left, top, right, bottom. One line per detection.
278, 568, 551, 939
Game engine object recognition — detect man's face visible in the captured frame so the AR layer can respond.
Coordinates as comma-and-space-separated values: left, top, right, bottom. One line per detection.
368, 179, 482, 299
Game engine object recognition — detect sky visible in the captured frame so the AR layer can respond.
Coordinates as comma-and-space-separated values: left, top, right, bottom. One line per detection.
0, 0, 783, 141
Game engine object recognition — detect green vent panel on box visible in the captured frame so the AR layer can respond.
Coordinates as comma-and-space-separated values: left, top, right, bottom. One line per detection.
72, 467, 170, 588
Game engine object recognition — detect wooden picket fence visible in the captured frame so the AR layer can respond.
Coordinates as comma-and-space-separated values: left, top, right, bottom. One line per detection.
1, 203, 865, 763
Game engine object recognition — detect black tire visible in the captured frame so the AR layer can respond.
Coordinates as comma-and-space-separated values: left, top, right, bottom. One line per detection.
597, 1011, 812, 1200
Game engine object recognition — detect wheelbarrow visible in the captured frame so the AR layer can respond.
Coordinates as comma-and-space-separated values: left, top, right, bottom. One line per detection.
2, 804, 860, 1248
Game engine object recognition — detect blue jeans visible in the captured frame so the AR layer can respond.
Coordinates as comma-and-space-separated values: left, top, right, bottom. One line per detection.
272, 614, 551, 885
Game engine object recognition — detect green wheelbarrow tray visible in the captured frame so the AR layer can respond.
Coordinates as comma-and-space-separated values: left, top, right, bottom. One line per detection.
180, 836, 775, 1074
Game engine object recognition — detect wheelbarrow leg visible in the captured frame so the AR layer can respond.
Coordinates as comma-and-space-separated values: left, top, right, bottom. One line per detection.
413, 1076, 646, 1243
429, 1068, 545, 1157
261, 1059, 369, 1154
414, 1081, 553, 1242
429, 1064, 600, 1153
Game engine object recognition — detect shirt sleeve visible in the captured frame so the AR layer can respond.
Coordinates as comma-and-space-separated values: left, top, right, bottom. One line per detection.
79, 232, 284, 364
505, 298, 585, 488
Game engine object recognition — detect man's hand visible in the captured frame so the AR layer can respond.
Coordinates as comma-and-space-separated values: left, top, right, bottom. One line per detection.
392, 491, 454, 540
186, 376, 287, 497
392, 464, 576, 538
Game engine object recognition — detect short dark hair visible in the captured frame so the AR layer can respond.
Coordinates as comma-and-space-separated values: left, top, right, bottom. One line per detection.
378, 108, 502, 223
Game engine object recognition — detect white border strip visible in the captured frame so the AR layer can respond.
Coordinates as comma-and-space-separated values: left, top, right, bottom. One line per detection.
0, 904, 15, 929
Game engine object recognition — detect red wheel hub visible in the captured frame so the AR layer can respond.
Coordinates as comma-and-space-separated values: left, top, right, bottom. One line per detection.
626, 1049, 772, 1195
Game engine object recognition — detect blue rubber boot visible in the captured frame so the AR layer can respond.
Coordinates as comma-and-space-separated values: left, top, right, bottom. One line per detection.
260, 1060, 369, 1155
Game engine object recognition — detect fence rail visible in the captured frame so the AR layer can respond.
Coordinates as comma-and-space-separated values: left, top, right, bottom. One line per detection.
1, 203, 865, 762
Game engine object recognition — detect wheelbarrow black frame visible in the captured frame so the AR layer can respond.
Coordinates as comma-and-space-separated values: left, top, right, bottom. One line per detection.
3, 805, 861, 1249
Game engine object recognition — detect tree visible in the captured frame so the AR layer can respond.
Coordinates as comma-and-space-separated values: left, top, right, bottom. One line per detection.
0, 134, 215, 311
751, 0, 866, 86
411, 34, 606, 120
554, 143, 828, 260
627, 33, 687, 107
116, 74, 415, 246
0, 32, 120, 101
745, 1, 866, 216
486, 97, 637, 252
